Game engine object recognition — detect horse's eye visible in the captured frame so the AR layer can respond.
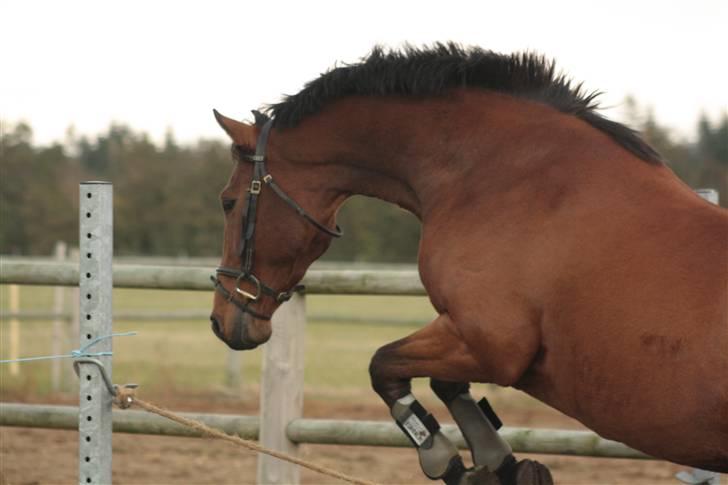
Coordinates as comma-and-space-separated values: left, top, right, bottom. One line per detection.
221, 199, 236, 213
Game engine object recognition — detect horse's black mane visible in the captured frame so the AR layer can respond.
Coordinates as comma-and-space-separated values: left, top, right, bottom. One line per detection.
261, 43, 662, 164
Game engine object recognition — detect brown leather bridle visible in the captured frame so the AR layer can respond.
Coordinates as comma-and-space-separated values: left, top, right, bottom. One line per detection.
210, 119, 343, 320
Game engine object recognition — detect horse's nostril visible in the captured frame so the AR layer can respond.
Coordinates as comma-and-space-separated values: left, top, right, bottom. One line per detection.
210, 314, 258, 350
210, 316, 223, 338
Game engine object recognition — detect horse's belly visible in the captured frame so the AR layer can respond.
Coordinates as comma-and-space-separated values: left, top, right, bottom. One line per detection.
516, 320, 728, 471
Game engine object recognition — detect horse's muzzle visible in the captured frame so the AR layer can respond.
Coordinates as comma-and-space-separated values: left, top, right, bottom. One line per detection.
209, 315, 259, 351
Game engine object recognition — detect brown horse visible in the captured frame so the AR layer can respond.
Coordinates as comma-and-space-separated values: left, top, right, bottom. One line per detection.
209, 44, 728, 483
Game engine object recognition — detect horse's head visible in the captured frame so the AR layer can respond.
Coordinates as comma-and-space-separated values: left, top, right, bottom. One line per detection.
209, 110, 342, 350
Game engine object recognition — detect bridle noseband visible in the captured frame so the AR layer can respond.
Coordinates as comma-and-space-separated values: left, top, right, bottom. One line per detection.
211, 119, 343, 320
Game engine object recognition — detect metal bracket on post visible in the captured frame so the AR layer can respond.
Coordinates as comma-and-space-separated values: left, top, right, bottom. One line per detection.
78, 182, 114, 485
73, 359, 117, 397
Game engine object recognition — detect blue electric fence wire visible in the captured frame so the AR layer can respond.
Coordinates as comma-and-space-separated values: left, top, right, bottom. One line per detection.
0, 331, 137, 364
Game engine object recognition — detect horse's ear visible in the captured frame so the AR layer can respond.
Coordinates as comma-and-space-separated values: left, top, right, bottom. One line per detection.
213, 109, 257, 149
251, 110, 269, 126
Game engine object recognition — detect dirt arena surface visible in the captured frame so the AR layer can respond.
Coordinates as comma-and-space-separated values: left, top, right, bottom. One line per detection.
0, 390, 708, 485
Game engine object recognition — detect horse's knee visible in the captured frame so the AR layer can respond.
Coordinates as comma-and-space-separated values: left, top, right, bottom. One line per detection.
369, 344, 411, 406
368, 346, 394, 396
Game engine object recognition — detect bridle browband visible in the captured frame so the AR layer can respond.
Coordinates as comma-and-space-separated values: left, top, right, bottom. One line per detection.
211, 119, 343, 320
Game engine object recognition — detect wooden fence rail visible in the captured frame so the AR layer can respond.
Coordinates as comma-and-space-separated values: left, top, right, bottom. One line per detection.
0, 402, 650, 460
0, 261, 425, 295
0, 311, 425, 326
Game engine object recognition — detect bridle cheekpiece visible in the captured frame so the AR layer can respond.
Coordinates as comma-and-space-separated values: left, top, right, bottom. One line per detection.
211, 119, 343, 320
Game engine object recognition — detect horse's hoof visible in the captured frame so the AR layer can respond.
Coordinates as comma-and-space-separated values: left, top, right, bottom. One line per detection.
512, 459, 554, 485
496, 458, 554, 485
448, 459, 554, 485
457, 465, 501, 485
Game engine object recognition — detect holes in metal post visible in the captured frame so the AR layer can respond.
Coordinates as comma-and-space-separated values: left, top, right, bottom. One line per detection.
86, 212, 91, 218
87, 193, 92, 199
86, 293, 92, 300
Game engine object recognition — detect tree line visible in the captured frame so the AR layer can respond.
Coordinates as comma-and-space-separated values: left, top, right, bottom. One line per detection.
1, 103, 726, 261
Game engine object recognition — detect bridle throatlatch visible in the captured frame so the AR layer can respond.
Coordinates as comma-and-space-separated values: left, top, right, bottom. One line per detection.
211, 119, 343, 320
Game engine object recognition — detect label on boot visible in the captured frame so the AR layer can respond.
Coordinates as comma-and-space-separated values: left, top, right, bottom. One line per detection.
402, 414, 430, 446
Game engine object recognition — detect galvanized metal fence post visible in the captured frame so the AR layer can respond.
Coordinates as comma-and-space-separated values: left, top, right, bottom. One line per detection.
676, 188, 723, 485
78, 182, 114, 485
695, 188, 719, 206
257, 293, 306, 485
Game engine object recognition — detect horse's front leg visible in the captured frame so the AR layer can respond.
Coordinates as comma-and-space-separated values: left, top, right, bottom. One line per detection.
429, 380, 513, 472
429, 380, 553, 485
369, 314, 473, 484
369, 313, 553, 485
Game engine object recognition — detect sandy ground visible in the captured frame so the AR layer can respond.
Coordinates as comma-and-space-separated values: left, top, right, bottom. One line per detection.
0, 391, 705, 485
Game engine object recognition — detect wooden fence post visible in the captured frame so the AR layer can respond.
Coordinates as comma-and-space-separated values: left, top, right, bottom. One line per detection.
226, 349, 242, 391
257, 293, 306, 485
51, 240, 68, 391
8, 285, 20, 376
65, 248, 81, 392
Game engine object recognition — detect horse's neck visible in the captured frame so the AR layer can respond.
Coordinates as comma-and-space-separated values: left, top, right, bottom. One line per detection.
272, 92, 678, 223
271, 96, 455, 219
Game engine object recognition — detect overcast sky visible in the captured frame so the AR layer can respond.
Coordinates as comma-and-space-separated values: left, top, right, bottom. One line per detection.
1, 0, 726, 145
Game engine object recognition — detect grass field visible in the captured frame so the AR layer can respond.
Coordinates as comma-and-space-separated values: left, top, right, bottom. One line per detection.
0, 284, 448, 399
0, 282, 543, 414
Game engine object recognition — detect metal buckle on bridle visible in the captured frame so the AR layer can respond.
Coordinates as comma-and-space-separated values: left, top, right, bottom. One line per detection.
235, 273, 262, 301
